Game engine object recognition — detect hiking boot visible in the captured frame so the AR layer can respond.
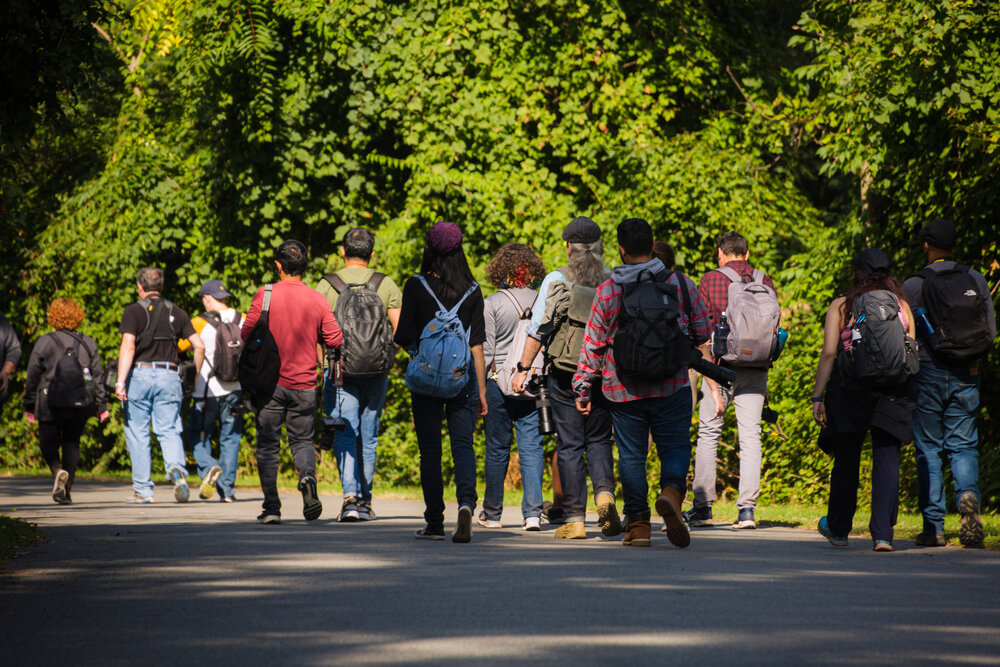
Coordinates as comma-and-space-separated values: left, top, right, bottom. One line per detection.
298, 476, 322, 520
914, 531, 945, 547
199, 465, 222, 500
523, 516, 541, 531
958, 491, 984, 548
453, 505, 473, 543
731, 508, 756, 530
126, 494, 153, 505
622, 518, 651, 547
596, 492, 623, 537
681, 506, 712, 527
476, 511, 501, 528
339, 497, 360, 522
415, 525, 445, 540
257, 511, 281, 524
52, 469, 70, 504
167, 467, 189, 503
554, 521, 586, 539
357, 500, 375, 521
654, 486, 691, 548
541, 501, 565, 525
817, 516, 848, 547
873, 539, 893, 552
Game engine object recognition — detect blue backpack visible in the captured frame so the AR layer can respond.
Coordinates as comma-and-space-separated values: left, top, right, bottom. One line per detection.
404, 276, 478, 398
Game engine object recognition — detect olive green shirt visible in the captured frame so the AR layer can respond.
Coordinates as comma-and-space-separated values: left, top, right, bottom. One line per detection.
315, 268, 403, 313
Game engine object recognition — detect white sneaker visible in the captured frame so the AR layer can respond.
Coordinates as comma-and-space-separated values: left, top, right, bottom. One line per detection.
477, 511, 501, 528
523, 517, 541, 531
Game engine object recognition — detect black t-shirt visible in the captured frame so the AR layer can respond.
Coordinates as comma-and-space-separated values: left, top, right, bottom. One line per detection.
119, 297, 195, 364
394, 275, 486, 349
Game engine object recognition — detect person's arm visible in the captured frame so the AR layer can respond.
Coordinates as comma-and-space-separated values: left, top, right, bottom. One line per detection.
471, 344, 488, 418
387, 308, 401, 334
393, 278, 418, 349
320, 304, 343, 350
23, 339, 46, 422
89, 342, 109, 423
188, 332, 206, 376
241, 290, 263, 342
812, 298, 845, 427
900, 301, 916, 338
0, 316, 22, 397
511, 337, 543, 393
688, 279, 724, 418
115, 333, 136, 401
573, 286, 610, 415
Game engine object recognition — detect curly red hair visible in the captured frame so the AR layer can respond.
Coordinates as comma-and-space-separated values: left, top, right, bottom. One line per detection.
486, 244, 547, 289
48, 298, 85, 331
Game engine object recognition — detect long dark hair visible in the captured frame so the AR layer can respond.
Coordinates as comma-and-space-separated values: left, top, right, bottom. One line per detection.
841, 269, 906, 323
420, 244, 477, 304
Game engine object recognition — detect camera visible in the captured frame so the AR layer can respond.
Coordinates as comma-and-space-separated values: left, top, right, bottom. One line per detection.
526, 374, 556, 435
761, 406, 779, 424
319, 416, 347, 450
688, 351, 736, 389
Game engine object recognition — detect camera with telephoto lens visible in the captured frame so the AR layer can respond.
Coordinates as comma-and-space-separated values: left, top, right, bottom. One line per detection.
688, 350, 736, 389
526, 374, 556, 435
761, 406, 779, 424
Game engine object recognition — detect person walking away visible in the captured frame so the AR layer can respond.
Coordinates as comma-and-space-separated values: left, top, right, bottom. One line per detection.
479, 243, 548, 531
573, 218, 715, 547
316, 227, 402, 522
180, 279, 245, 502
242, 240, 343, 524
394, 221, 487, 543
812, 249, 917, 551
0, 309, 22, 408
510, 216, 620, 540
24, 298, 109, 504
115, 267, 204, 504
903, 219, 996, 548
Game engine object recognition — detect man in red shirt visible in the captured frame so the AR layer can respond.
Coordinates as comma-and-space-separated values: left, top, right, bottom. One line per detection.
242, 240, 343, 524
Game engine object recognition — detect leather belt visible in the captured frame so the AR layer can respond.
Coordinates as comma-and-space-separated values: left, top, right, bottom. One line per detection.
134, 362, 178, 371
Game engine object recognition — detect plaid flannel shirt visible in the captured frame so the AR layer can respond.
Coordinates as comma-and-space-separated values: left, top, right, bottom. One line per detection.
698, 259, 776, 325
572, 271, 711, 403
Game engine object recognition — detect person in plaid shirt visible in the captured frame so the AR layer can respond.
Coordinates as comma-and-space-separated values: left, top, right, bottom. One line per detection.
688, 231, 777, 530
573, 218, 718, 548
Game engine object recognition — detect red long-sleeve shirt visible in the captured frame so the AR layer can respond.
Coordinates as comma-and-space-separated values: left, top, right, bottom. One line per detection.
242, 280, 342, 390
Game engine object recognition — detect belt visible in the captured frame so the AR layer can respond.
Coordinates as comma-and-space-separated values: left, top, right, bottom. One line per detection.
134, 362, 178, 371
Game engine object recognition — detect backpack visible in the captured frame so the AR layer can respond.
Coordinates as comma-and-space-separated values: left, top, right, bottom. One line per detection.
46, 331, 96, 409
613, 269, 693, 381
404, 276, 477, 398
200, 311, 244, 383
238, 285, 281, 406
544, 266, 597, 373
134, 297, 175, 354
716, 267, 781, 367
915, 264, 993, 364
324, 272, 395, 378
494, 290, 543, 398
840, 290, 918, 387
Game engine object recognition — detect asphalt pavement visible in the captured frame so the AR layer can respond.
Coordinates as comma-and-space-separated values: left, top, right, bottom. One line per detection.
2, 476, 999, 665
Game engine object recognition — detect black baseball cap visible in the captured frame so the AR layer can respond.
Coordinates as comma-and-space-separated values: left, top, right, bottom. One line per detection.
918, 218, 957, 250
851, 248, 891, 277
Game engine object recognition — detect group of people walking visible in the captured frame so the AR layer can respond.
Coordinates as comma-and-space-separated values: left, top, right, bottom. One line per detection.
1, 216, 993, 550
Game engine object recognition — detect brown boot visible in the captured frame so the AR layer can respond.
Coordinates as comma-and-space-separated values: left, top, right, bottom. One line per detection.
655, 486, 691, 548
596, 492, 623, 537
622, 518, 651, 547
554, 521, 586, 539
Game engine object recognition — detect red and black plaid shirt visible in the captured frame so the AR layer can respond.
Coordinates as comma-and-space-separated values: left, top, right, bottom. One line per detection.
697, 260, 776, 325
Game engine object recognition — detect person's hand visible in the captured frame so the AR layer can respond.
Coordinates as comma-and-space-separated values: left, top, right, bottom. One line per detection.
511, 369, 528, 393
98, 410, 110, 424
575, 399, 591, 416
710, 385, 725, 419
0, 371, 8, 397
25, 412, 36, 424
812, 401, 826, 428
115, 382, 128, 402
478, 392, 488, 418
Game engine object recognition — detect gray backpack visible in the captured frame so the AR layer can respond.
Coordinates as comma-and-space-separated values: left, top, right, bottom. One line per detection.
841, 290, 918, 387
324, 272, 395, 378
717, 267, 780, 367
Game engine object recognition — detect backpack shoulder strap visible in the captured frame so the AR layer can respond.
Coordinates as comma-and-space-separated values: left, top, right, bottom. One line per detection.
751, 269, 766, 285
201, 310, 222, 323
324, 274, 349, 295
718, 266, 742, 284
449, 284, 478, 315
498, 289, 525, 317
557, 265, 574, 283
672, 271, 694, 337
415, 275, 446, 312
366, 272, 386, 292
262, 284, 273, 314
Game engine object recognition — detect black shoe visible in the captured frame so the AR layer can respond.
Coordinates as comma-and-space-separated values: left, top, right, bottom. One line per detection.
541, 501, 565, 525
959, 492, 984, 548
415, 525, 445, 540
914, 531, 945, 547
257, 511, 281, 524
453, 505, 473, 543
298, 476, 322, 521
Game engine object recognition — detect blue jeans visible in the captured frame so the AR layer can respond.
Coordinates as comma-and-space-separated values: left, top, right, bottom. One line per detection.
482, 379, 544, 521
188, 391, 243, 499
123, 367, 187, 497
610, 390, 693, 519
323, 373, 389, 502
912, 361, 981, 534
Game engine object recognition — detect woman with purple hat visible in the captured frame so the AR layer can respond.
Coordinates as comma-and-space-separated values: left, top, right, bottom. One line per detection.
810, 249, 916, 552
394, 221, 487, 543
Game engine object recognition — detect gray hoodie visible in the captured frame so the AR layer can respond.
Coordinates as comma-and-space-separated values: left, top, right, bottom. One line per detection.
611, 258, 667, 285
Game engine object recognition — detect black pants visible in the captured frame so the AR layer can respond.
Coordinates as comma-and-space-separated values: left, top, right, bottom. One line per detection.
255, 385, 317, 514
548, 369, 615, 522
827, 426, 901, 542
38, 408, 92, 492
410, 373, 479, 530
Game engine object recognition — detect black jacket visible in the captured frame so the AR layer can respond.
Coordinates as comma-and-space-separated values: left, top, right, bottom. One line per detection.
24, 330, 107, 421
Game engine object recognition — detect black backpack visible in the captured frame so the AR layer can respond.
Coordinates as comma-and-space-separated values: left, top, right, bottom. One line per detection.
47, 331, 96, 409
238, 285, 281, 406
839, 290, 918, 387
135, 297, 175, 354
200, 311, 244, 383
323, 272, 395, 378
916, 264, 993, 364
613, 269, 693, 381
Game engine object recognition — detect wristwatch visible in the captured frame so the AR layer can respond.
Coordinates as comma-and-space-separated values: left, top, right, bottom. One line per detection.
811, 395, 823, 403
516, 362, 530, 372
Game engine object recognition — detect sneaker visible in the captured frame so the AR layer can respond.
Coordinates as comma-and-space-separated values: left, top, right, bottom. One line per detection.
731, 508, 756, 530
219, 494, 235, 503
596, 493, 623, 537
681, 506, 713, 527
298, 476, 322, 520
958, 491, 984, 548
477, 511, 502, 529
357, 500, 375, 521
199, 465, 222, 500
167, 467, 189, 503
52, 469, 70, 504
817, 516, 848, 547
554, 521, 586, 539
453, 505, 473, 543
541, 501, 565, 525
126, 494, 153, 505
415, 525, 445, 540
339, 497, 360, 522
257, 511, 281, 524
914, 531, 946, 547
873, 539, 893, 552
523, 516, 541, 531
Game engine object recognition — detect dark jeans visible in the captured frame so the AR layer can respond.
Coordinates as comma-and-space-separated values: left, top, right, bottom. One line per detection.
255, 385, 317, 514
38, 407, 92, 491
827, 427, 901, 542
411, 372, 480, 530
548, 369, 615, 522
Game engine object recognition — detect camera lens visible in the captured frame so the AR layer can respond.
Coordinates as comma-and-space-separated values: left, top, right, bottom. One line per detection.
533, 379, 556, 435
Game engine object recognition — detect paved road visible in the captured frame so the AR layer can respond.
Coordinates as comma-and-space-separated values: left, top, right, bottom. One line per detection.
2, 477, 999, 665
